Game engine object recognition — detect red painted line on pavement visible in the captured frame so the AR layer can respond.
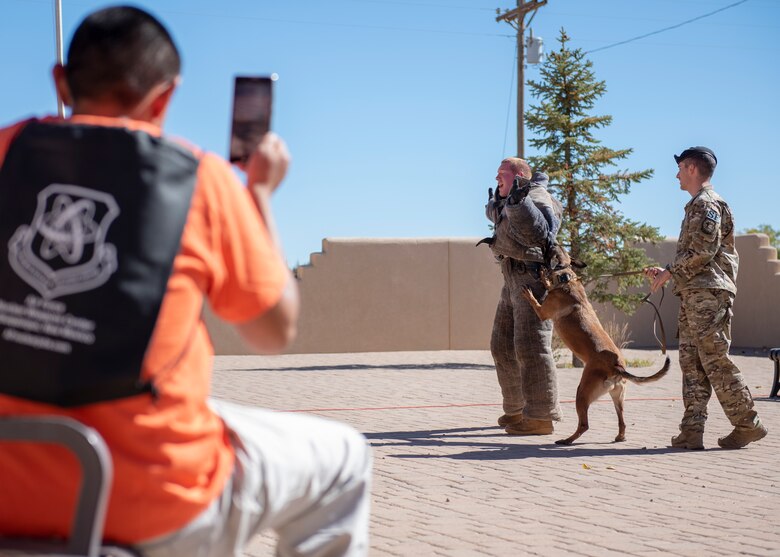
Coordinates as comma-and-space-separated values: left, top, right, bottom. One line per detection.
285, 396, 682, 413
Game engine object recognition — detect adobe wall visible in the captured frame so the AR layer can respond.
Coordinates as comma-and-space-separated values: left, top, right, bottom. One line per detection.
204, 234, 780, 354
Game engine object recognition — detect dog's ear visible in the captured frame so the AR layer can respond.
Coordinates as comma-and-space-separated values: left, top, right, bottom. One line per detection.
570, 259, 587, 269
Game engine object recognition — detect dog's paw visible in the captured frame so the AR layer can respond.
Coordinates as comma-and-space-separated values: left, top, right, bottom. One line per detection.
555, 438, 573, 445
614, 434, 626, 443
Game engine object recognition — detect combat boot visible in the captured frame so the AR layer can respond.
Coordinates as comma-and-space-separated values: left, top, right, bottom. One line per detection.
497, 414, 524, 428
717, 423, 768, 449
670, 430, 704, 450
505, 418, 553, 435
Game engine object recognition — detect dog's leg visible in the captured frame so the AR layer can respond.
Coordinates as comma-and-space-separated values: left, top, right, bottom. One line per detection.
556, 365, 610, 445
609, 380, 627, 442
556, 384, 589, 445
520, 286, 547, 321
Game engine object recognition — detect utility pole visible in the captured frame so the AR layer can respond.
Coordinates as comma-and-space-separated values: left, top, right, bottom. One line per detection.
496, 0, 546, 158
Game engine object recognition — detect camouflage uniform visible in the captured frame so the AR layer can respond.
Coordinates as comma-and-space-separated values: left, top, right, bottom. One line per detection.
669, 186, 758, 433
485, 173, 562, 421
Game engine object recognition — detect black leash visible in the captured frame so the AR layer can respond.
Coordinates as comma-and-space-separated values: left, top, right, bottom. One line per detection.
640, 288, 668, 355
590, 268, 668, 355
594, 269, 647, 280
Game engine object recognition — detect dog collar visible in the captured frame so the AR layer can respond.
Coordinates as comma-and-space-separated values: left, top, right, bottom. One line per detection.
548, 268, 579, 291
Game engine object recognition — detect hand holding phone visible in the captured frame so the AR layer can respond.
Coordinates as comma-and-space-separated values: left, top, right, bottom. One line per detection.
245, 133, 290, 195
229, 75, 274, 164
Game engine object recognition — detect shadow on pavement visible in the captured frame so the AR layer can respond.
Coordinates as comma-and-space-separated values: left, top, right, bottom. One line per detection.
365, 426, 686, 460
239, 363, 495, 372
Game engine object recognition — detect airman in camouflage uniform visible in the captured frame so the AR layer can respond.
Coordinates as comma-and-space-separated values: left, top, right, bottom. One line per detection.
481, 157, 563, 435
645, 146, 767, 450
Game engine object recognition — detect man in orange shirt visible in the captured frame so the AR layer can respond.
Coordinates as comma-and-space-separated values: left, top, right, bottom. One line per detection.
0, 6, 371, 556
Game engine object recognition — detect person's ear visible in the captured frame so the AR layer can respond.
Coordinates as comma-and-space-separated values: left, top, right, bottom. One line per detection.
147, 77, 180, 123
51, 64, 73, 108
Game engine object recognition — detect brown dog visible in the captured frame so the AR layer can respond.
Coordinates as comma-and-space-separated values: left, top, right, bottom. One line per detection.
520, 247, 670, 445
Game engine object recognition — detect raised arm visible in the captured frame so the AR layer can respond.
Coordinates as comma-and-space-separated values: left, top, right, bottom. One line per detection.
235, 133, 300, 354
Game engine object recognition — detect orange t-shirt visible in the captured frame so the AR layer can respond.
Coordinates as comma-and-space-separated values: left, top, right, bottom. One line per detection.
0, 115, 289, 542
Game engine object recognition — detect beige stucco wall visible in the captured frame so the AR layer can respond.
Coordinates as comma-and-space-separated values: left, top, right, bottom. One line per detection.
204, 234, 780, 354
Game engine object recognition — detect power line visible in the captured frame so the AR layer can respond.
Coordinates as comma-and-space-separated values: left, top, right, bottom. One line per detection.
10, 0, 509, 39
349, 0, 495, 11
582, 39, 768, 52
585, 0, 750, 54
502, 43, 518, 158
551, 11, 776, 30
153, 9, 514, 39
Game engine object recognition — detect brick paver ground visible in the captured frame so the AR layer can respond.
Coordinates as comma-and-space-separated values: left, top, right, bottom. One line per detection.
211, 348, 780, 557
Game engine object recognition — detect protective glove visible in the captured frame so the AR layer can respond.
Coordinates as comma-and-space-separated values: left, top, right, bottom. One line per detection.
507, 175, 531, 205
486, 186, 504, 223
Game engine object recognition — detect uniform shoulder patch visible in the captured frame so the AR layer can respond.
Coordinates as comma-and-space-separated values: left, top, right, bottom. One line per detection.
702, 207, 719, 234
705, 208, 720, 222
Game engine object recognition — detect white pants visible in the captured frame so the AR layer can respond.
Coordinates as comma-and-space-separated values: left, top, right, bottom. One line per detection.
136, 400, 372, 557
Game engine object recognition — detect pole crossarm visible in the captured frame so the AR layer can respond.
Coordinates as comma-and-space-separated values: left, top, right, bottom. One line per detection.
495, 0, 547, 23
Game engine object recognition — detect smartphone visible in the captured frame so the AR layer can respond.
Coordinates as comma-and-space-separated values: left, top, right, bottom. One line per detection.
229, 75, 274, 164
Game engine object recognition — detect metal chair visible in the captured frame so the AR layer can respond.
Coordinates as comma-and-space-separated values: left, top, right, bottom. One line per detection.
0, 416, 137, 557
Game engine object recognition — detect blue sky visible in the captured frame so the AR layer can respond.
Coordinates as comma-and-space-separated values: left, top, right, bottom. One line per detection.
2, 0, 778, 267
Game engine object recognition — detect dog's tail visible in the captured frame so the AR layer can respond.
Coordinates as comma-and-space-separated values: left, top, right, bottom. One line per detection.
615, 356, 671, 384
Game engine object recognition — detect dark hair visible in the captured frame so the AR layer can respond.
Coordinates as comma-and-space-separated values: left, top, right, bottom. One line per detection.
684, 156, 716, 179
65, 6, 181, 106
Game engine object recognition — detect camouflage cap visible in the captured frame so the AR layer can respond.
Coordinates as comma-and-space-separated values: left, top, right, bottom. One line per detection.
674, 146, 717, 167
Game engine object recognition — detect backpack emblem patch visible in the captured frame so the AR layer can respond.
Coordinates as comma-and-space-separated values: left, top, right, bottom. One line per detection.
8, 184, 120, 299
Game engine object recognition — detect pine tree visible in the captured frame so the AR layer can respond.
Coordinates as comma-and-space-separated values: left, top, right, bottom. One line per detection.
526, 29, 662, 313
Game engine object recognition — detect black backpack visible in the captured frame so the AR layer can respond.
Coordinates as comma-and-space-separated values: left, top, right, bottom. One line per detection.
0, 121, 198, 406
